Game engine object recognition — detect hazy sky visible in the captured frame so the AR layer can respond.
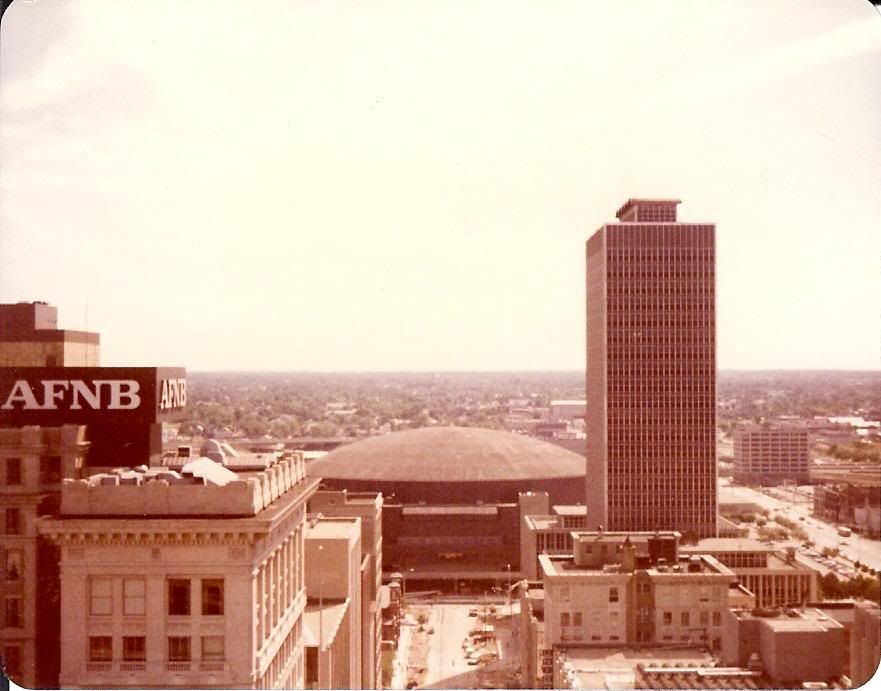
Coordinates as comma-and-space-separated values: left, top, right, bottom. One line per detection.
1, 1, 879, 371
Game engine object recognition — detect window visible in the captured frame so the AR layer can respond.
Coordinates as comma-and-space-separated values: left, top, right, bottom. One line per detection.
4, 597, 21, 628
123, 636, 145, 661
4, 551, 22, 581
90, 578, 113, 615
699, 611, 709, 626
201, 636, 224, 661
123, 579, 145, 616
662, 611, 672, 626
573, 612, 582, 627
89, 636, 112, 662
168, 579, 190, 616
168, 636, 191, 662
712, 611, 721, 627
609, 587, 619, 603
681, 611, 690, 627
560, 612, 570, 627
201, 579, 224, 615
2, 645, 22, 678
39, 456, 61, 485
5, 459, 21, 486
4, 509, 21, 535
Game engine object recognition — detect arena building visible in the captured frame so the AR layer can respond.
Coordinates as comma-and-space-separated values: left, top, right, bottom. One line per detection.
305, 426, 588, 590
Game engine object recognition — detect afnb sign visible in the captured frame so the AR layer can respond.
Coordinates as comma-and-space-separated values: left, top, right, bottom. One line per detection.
0, 367, 185, 425
2, 380, 141, 411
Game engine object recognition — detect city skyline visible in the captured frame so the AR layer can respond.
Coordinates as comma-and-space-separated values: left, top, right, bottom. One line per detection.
1, 1, 880, 371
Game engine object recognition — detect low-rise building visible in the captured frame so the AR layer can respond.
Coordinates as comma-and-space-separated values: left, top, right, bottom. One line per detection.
39, 451, 318, 689
814, 483, 881, 538
680, 539, 818, 608
541, 531, 736, 650
721, 607, 845, 686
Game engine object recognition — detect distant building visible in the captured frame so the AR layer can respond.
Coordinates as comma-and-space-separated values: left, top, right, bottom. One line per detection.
680, 539, 818, 608
303, 515, 363, 690
814, 482, 881, 538
39, 452, 318, 689
541, 531, 736, 649
721, 607, 845, 686
549, 401, 586, 422
733, 426, 810, 485
586, 199, 717, 537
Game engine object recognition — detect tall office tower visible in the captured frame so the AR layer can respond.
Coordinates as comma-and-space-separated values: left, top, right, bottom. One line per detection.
585, 199, 717, 537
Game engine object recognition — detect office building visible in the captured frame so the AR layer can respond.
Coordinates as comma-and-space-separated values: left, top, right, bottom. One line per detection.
309, 490, 383, 689
0, 301, 98, 367
541, 531, 736, 649
303, 515, 362, 689
721, 607, 845, 686
733, 426, 810, 486
39, 452, 318, 689
680, 539, 817, 608
586, 199, 717, 537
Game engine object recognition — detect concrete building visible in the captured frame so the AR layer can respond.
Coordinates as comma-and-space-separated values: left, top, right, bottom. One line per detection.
1, 425, 90, 687
0, 301, 99, 367
680, 539, 818, 608
541, 531, 736, 650
39, 452, 318, 689
733, 426, 810, 486
586, 199, 717, 537
308, 490, 383, 688
303, 516, 362, 690
851, 601, 881, 688
721, 607, 845, 686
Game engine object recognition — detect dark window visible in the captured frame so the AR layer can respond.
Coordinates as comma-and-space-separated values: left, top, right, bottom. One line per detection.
123, 636, 145, 661
89, 636, 112, 662
168, 636, 191, 662
5, 459, 21, 486
4, 597, 21, 628
305, 646, 318, 686
39, 456, 61, 485
609, 587, 619, 603
201, 579, 224, 616
168, 579, 190, 616
4, 509, 21, 535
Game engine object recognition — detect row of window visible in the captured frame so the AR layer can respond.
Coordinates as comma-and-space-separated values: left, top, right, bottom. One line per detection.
89, 578, 223, 617
4, 509, 21, 535
1, 457, 62, 485
3, 550, 22, 581
4, 596, 22, 628
88, 635, 224, 662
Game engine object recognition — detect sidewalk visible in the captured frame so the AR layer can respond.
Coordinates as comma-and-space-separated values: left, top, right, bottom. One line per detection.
389, 623, 413, 689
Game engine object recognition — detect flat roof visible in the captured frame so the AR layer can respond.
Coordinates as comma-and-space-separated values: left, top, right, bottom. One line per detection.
680, 538, 772, 553
553, 505, 587, 516
305, 516, 360, 540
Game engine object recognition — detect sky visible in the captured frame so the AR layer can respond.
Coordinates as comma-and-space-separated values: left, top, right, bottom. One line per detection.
1, 0, 879, 371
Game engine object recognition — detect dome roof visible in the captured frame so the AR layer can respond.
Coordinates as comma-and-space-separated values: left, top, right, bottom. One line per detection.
306, 426, 585, 483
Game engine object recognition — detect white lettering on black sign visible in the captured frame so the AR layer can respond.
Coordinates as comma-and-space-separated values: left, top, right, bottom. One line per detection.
0, 380, 141, 411
159, 378, 187, 410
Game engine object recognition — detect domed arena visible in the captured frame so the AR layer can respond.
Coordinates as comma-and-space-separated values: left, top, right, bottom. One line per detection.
306, 426, 586, 505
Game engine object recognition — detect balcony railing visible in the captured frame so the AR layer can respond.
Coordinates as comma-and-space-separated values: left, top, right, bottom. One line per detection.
166, 662, 191, 672
200, 661, 226, 672
119, 662, 146, 672
85, 662, 113, 672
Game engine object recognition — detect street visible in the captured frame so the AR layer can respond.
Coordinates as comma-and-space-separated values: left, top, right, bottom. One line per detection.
723, 482, 881, 572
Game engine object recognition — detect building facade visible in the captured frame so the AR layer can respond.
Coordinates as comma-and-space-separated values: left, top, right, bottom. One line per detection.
541, 531, 735, 650
1, 425, 90, 687
303, 515, 362, 689
586, 199, 717, 537
851, 601, 881, 688
39, 452, 318, 689
308, 490, 383, 689
733, 426, 810, 485
0, 302, 99, 367
680, 539, 818, 608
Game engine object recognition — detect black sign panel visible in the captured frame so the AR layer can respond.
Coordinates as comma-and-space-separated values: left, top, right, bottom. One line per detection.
0, 367, 186, 426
